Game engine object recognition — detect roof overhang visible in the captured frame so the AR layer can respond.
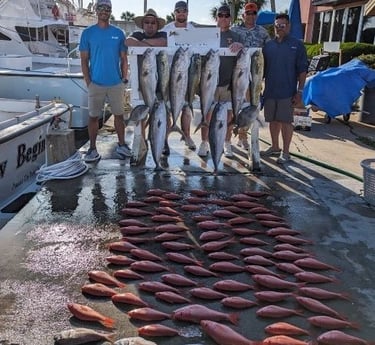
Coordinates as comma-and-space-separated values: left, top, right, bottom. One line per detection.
365, 0, 375, 15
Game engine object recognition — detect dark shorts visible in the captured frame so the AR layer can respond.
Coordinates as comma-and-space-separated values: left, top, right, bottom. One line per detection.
264, 98, 294, 123
88, 82, 125, 117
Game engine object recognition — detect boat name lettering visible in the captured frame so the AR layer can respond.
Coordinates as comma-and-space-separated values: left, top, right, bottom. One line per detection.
17, 139, 46, 168
0, 160, 7, 179
12, 167, 38, 190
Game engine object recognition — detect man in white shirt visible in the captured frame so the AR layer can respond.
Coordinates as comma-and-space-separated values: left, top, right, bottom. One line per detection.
162, 1, 196, 154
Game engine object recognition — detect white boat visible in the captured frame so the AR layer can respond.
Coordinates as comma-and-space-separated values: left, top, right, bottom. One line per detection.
0, 97, 72, 224
0, 0, 97, 129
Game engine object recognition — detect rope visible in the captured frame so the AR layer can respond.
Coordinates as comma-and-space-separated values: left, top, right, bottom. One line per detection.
36, 151, 88, 183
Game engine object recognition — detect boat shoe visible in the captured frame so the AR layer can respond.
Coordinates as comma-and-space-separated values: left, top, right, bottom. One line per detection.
84, 148, 101, 162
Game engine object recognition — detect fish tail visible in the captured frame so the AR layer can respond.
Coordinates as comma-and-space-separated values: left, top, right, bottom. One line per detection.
340, 292, 352, 301
169, 124, 184, 136
350, 321, 361, 330
229, 312, 240, 325
100, 316, 116, 329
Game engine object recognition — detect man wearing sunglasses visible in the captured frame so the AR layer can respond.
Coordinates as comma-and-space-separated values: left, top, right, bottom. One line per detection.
163, 1, 197, 153
231, 2, 270, 151
197, 5, 243, 158
261, 13, 308, 164
80, 0, 131, 162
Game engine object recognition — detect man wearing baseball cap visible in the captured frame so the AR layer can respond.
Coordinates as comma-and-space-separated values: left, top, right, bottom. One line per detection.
163, 1, 198, 153
231, 2, 270, 151
80, 0, 131, 162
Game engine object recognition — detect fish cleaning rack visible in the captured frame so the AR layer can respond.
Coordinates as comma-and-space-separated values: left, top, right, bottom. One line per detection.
127, 46, 260, 108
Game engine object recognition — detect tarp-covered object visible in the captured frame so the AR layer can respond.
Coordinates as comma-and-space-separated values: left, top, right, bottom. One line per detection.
303, 59, 375, 117
289, 0, 303, 40
256, 11, 276, 25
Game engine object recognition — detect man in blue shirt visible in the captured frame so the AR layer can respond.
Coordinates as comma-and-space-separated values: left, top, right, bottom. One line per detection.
79, 0, 131, 162
262, 13, 308, 164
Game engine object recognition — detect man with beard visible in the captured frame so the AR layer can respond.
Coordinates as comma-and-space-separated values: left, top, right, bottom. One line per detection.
163, 1, 197, 153
79, 0, 130, 162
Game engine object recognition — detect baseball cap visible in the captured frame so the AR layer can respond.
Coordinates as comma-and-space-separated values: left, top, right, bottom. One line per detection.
175, 1, 188, 10
244, 2, 258, 13
97, 0, 112, 7
217, 5, 231, 14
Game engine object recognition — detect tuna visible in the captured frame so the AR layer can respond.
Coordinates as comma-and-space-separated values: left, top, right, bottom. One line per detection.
250, 49, 264, 107
156, 50, 170, 105
148, 100, 167, 170
169, 47, 190, 134
139, 48, 157, 109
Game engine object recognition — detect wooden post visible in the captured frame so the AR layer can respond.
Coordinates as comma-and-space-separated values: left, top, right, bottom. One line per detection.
46, 129, 76, 166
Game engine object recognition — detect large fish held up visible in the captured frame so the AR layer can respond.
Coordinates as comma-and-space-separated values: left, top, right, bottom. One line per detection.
235, 104, 262, 171
148, 100, 167, 170
196, 48, 220, 132
139, 48, 158, 109
156, 50, 170, 106
250, 49, 264, 107
169, 47, 190, 135
208, 102, 227, 174
186, 53, 202, 114
231, 48, 252, 126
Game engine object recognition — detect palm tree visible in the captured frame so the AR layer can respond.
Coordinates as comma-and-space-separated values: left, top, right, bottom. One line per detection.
166, 13, 175, 24
121, 11, 135, 21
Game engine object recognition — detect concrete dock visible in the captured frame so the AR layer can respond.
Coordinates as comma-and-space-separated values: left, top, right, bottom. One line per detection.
0, 110, 375, 344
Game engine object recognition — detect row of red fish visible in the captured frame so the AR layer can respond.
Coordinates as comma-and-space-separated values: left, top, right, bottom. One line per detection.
65, 188, 372, 345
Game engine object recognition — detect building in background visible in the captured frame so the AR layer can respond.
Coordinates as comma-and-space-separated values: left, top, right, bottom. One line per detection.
300, 0, 375, 44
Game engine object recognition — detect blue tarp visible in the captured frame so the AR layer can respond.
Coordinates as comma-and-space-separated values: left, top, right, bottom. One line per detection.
256, 11, 276, 25
289, 0, 303, 40
303, 59, 375, 117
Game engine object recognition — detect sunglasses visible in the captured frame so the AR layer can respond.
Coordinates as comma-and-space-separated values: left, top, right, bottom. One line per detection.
97, 5, 111, 12
274, 23, 288, 29
245, 11, 257, 15
218, 13, 230, 18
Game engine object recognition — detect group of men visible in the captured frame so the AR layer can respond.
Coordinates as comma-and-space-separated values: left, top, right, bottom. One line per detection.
80, 0, 308, 165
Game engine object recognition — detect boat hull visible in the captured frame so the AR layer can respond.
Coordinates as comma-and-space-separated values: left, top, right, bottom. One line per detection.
0, 100, 71, 213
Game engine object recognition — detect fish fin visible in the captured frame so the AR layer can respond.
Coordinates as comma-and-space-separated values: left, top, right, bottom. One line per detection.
169, 124, 184, 137
100, 317, 116, 329
229, 312, 240, 325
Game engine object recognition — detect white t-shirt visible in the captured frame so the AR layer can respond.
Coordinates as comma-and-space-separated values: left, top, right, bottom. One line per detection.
163, 21, 196, 46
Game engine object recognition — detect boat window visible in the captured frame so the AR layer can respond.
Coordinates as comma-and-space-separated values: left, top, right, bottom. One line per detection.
0, 32, 11, 41
15, 26, 48, 42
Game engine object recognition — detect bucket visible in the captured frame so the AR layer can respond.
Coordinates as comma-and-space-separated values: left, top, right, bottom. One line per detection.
360, 159, 375, 206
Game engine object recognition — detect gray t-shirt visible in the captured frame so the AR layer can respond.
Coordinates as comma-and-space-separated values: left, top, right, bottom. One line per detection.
231, 23, 270, 48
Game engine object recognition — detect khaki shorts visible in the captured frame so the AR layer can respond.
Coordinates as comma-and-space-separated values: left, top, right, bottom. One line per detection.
264, 98, 294, 123
88, 82, 124, 117
214, 85, 232, 110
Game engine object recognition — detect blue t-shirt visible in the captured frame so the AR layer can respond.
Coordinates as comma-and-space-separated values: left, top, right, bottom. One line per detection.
79, 24, 127, 86
263, 35, 308, 99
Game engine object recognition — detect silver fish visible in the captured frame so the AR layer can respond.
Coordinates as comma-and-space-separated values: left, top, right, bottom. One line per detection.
196, 49, 220, 132
231, 48, 252, 124
114, 337, 157, 345
250, 49, 264, 107
139, 48, 158, 109
234, 104, 262, 171
54, 328, 115, 344
208, 102, 227, 174
149, 100, 167, 170
169, 47, 190, 134
156, 50, 170, 106
125, 104, 149, 126
187, 53, 202, 112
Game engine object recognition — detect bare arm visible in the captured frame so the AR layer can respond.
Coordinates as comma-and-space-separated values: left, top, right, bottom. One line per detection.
125, 36, 167, 47
120, 51, 128, 80
80, 51, 91, 86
